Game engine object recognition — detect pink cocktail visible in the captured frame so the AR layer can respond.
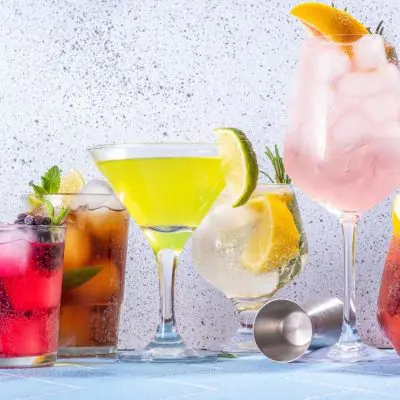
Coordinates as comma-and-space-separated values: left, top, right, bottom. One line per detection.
0, 224, 65, 367
285, 34, 400, 362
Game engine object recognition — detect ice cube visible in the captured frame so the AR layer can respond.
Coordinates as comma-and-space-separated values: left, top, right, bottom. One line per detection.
202, 203, 257, 232
0, 227, 32, 277
5, 267, 63, 311
317, 45, 351, 82
80, 179, 114, 195
338, 70, 385, 97
298, 39, 350, 83
364, 92, 399, 124
337, 64, 399, 98
71, 179, 117, 210
354, 35, 388, 71
383, 122, 400, 139
329, 112, 372, 153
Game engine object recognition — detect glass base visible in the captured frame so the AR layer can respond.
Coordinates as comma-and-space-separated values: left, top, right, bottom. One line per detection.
0, 352, 56, 368
58, 346, 117, 358
298, 342, 397, 363
218, 332, 260, 355
118, 344, 217, 363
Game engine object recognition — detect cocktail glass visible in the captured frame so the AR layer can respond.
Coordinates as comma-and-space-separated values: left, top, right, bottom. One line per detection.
42, 193, 130, 357
192, 183, 307, 354
0, 224, 65, 368
284, 34, 400, 362
89, 143, 226, 363
378, 194, 400, 353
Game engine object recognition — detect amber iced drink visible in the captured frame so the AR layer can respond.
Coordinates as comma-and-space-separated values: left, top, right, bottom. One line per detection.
52, 184, 129, 357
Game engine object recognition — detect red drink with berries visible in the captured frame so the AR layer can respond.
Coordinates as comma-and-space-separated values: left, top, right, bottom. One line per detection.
377, 196, 400, 353
0, 224, 65, 368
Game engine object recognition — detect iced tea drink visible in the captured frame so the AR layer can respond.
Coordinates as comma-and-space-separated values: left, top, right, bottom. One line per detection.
0, 224, 65, 368
55, 193, 129, 357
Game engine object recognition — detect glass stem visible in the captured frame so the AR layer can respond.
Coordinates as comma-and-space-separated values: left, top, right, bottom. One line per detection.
338, 214, 361, 346
235, 301, 263, 335
153, 248, 183, 345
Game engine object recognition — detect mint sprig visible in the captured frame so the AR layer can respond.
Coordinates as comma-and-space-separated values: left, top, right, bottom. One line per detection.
29, 166, 70, 226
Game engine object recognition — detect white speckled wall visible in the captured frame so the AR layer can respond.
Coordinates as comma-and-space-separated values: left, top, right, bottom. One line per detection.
0, 0, 399, 349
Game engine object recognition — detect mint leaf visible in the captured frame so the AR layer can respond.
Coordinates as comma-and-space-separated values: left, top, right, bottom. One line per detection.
29, 182, 46, 196
53, 206, 70, 225
63, 267, 102, 291
41, 166, 61, 194
43, 199, 55, 218
218, 352, 237, 359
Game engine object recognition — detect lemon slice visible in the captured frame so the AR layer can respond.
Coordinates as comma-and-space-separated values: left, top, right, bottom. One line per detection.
27, 194, 45, 212
393, 195, 400, 236
291, 3, 369, 43
58, 169, 85, 194
214, 127, 258, 207
240, 194, 300, 274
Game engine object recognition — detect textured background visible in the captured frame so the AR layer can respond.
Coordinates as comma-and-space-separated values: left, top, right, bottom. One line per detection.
0, 0, 399, 349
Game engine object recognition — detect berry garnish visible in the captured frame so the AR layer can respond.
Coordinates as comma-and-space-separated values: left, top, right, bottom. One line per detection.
23, 215, 35, 225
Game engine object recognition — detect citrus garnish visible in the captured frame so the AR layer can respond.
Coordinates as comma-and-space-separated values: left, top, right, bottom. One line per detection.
290, 2, 369, 43
58, 169, 85, 194
240, 194, 300, 274
214, 127, 259, 208
393, 195, 400, 236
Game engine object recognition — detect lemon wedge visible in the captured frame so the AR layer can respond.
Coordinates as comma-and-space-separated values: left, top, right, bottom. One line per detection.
58, 169, 85, 194
240, 194, 300, 274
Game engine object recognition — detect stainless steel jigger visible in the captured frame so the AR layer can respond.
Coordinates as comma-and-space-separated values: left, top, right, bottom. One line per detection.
253, 297, 343, 363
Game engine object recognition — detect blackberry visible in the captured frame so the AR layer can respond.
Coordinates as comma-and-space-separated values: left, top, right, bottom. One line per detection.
15, 212, 28, 224
33, 215, 45, 225
24, 215, 35, 225
42, 217, 51, 225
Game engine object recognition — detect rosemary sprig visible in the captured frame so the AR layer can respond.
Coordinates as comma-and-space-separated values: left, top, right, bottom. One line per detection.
367, 20, 385, 35
260, 145, 291, 184
331, 2, 348, 12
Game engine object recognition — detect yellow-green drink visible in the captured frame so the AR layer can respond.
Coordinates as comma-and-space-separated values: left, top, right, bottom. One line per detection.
96, 157, 224, 252
90, 143, 226, 363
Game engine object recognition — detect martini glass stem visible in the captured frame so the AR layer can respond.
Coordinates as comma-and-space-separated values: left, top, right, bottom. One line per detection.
338, 214, 361, 346
153, 248, 182, 344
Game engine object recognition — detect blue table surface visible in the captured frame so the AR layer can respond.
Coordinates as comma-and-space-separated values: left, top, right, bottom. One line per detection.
2, 351, 400, 400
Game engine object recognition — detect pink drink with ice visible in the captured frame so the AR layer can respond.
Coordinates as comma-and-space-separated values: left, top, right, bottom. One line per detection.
0, 225, 65, 367
285, 35, 400, 214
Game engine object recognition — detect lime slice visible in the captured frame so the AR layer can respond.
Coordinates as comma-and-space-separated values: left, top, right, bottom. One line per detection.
62, 266, 102, 291
240, 194, 300, 274
58, 169, 85, 194
214, 128, 259, 207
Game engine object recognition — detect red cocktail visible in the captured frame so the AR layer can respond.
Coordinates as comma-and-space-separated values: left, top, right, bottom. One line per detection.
0, 224, 65, 367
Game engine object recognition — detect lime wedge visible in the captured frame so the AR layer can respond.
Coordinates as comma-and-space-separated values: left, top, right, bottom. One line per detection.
62, 266, 102, 291
59, 169, 85, 194
214, 128, 259, 207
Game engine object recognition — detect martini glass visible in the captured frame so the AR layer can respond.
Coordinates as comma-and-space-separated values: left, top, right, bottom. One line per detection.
89, 143, 226, 363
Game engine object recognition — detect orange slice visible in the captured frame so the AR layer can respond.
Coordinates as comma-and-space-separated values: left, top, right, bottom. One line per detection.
291, 3, 369, 43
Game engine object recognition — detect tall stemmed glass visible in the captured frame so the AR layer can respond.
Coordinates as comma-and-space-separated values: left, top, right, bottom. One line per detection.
90, 144, 225, 363
284, 34, 400, 362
